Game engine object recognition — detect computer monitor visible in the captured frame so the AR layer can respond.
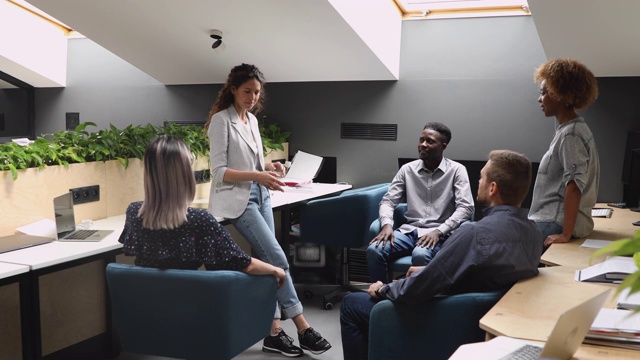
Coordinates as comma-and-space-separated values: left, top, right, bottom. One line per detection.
163, 120, 206, 127
623, 148, 640, 211
622, 130, 640, 209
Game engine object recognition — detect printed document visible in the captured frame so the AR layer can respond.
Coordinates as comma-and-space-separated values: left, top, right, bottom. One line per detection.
280, 151, 323, 186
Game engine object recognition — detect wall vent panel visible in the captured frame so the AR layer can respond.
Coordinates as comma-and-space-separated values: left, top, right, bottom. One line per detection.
341, 123, 397, 141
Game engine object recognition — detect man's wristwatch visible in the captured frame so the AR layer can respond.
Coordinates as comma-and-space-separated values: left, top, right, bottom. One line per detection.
374, 283, 386, 297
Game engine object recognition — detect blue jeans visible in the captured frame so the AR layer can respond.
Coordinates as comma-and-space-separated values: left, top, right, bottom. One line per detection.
366, 229, 443, 283
340, 292, 378, 360
230, 182, 303, 320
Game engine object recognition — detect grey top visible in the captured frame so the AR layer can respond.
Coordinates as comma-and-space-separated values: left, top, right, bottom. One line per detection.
528, 117, 600, 238
379, 206, 542, 305
379, 158, 474, 237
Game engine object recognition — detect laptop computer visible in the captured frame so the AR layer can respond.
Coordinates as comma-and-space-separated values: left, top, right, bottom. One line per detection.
0, 233, 54, 254
451, 288, 611, 360
54, 192, 113, 241
501, 288, 610, 359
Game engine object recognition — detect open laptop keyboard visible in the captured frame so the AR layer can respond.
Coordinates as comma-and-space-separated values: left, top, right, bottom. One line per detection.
63, 230, 97, 240
499, 344, 543, 360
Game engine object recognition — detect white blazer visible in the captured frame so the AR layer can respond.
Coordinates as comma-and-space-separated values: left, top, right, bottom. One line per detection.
208, 106, 265, 219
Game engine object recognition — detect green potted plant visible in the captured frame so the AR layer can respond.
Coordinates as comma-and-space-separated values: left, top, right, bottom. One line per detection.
591, 230, 640, 305
259, 115, 291, 157
0, 122, 209, 180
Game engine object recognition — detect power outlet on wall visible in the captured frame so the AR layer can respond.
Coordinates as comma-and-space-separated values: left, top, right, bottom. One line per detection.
70, 185, 100, 204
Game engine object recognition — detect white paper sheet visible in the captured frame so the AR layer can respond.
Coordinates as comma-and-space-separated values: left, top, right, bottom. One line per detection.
591, 308, 640, 332
580, 239, 611, 249
16, 219, 57, 238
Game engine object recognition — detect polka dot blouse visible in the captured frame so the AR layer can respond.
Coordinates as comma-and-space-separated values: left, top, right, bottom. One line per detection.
119, 202, 251, 271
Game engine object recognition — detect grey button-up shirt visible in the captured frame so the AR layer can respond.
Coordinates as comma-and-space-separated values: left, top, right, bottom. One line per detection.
379, 158, 474, 237
529, 117, 600, 238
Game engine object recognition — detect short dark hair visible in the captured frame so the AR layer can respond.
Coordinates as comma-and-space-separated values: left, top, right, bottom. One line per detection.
486, 150, 531, 206
423, 122, 451, 144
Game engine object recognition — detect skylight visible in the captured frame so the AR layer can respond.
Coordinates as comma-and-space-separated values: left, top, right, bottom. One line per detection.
8, 0, 82, 37
394, 0, 530, 20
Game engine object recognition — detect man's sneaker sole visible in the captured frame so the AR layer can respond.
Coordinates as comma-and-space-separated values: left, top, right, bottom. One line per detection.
300, 344, 332, 355
262, 346, 303, 357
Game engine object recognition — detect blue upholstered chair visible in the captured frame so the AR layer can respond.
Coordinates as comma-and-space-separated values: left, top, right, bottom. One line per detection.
105, 263, 277, 360
368, 289, 507, 360
298, 183, 389, 309
368, 203, 472, 280
368, 203, 411, 279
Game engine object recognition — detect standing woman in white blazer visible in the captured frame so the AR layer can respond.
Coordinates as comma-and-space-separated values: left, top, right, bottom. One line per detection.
205, 64, 331, 357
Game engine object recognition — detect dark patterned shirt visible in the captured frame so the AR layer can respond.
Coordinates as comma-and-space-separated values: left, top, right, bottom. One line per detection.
119, 202, 251, 271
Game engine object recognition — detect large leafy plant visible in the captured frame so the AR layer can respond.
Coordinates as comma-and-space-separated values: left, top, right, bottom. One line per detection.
591, 230, 640, 307
259, 115, 290, 157
0, 122, 209, 180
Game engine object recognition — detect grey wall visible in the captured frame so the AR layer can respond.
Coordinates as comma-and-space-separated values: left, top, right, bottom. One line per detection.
34, 16, 639, 202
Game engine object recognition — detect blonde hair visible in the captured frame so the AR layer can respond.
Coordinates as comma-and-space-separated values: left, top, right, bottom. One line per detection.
139, 135, 196, 229
486, 150, 532, 206
534, 58, 598, 110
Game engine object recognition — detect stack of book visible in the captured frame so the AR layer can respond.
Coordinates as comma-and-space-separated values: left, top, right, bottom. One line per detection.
575, 256, 638, 283
586, 308, 640, 350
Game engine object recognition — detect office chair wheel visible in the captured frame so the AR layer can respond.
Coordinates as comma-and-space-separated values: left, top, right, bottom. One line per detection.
304, 290, 313, 299
323, 300, 333, 310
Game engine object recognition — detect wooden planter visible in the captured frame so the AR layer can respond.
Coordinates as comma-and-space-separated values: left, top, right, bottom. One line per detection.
0, 158, 211, 237
264, 142, 289, 163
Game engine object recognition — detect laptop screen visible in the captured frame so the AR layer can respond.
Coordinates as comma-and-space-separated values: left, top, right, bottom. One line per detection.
54, 192, 77, 238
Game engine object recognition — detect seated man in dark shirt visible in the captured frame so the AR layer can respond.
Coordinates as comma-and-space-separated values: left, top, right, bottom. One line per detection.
340, 150, 543, 360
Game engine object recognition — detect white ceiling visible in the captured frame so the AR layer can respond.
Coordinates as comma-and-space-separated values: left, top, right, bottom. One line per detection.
529, 0, 640, 77
25, 0, 401, 85
16, 0, 640, 87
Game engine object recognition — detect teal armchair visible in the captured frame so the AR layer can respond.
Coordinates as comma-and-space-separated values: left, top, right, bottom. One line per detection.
105, 263, 277, 360
298, 183, 389, 309
368, 289, 507, 360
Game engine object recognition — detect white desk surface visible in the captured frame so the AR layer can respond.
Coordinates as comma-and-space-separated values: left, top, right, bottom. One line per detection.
0, 215, 125, 271
191, 182, 352, 219
0, 261, 30, 280
0, 184, 352, 271
270, 183, 352, 207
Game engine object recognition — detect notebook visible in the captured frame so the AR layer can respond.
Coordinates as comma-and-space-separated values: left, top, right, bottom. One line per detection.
280, 150, 323, 186
0, 233, 53, 254
54, 192, 113, 241
452, 289, 610, 360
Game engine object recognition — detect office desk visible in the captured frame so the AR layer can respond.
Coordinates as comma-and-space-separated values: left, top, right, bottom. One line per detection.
0, 184, 350, 359
0, 263, 31, 360
192, 182, 352, 252
541, 206, 640, 268
0, 216, 125, 359
191, 183, 352, 213
478, 266, 639, 358
480, 266, 617, 341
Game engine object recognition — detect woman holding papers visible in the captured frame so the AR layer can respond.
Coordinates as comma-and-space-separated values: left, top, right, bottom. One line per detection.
204, 64, 331, 357
528, 58, 600, 249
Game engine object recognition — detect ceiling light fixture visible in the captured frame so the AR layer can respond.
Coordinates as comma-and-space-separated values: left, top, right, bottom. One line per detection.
210, 29, 223, 49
